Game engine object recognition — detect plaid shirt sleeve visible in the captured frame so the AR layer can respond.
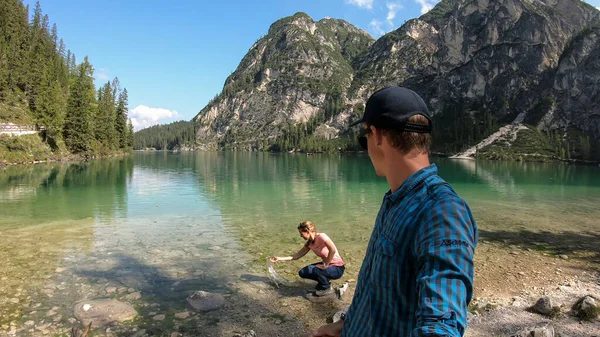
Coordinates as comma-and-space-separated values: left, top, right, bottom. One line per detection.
412, 195, 477, 337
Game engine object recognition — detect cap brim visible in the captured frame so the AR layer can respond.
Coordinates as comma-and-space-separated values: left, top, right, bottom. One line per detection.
348, 119, 363, 128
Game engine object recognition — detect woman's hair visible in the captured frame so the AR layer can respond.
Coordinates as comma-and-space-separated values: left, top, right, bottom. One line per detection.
297, 221, 317, 234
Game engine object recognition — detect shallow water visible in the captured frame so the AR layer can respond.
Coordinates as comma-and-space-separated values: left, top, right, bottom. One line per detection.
1, 152, 599, 332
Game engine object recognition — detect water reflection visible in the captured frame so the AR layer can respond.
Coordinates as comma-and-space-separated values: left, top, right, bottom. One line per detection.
0, 158, 134, 324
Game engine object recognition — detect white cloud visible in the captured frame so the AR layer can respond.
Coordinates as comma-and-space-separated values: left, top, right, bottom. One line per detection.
415, 0, 440, 14
345, 0, 374, 9
129, 105, 179, 131
369, 19, 386, 37
386, 2, 403, 26
95, 68, 110, 81
596, 6, 600, 10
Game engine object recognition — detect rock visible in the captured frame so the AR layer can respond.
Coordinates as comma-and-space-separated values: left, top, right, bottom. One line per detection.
532, 296, 553, 315
333, 307, 349, 323
117, 287, 128, 293
171, 333, 180, 337
124, 292, 142, 301
127, 288, 135, 293
559, 255, 568, 260
129, 329, 148, 337
531, 325, 554, 337
118, 274, 149, 290
572, 295, 599, 321
55, 267, 66, 273
106, 287, 117, 294
186, 291, 225, 312
73, 299, 137, 327
233, 330, 256, 337
46, 310, 56, 316
24, 321, 34, 327
174, 311, 190, 319
67, 318, 76, 324
153, 314, 165, 321
9, 298, 19, 304
512, 324, 554, 337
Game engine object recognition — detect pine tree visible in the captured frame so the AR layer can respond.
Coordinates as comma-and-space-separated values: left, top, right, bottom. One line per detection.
0, 0, 30, 101
127, 118, 134, 149
94, 81, 116, 148
115, 88, 129, 149
36, 66, 65, 141
63, 57, 96, 153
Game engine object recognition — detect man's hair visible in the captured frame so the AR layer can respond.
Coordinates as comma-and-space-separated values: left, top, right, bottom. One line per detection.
376, 114, 431, 155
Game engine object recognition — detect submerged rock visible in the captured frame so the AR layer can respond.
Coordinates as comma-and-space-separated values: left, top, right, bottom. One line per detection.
74, 299, 137, 327
174, 311, 190, 319
129, 329, 148, 337
186, 291, 225, 312
124, 292, 142, 301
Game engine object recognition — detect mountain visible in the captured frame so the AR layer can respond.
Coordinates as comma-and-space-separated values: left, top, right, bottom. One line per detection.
193, 1, 600, 161
195, 12, 374, 151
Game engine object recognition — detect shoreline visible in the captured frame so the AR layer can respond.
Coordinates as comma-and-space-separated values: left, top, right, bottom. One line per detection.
0, 151, 132, 167
4, 148, 598, 166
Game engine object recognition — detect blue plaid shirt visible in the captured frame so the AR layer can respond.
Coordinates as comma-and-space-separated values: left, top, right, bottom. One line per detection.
342, 164, 477, 337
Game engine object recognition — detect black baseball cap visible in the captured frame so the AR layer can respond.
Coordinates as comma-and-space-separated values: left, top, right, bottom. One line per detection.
349, 86, 432, 133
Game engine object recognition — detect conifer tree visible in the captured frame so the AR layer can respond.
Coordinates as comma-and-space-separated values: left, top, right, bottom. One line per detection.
115, 88, 129, 149
64, 57, 96, 153
127, 119, 134, 149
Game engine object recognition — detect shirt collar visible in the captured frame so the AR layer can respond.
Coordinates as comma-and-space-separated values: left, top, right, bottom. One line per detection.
384, 164, 438, 204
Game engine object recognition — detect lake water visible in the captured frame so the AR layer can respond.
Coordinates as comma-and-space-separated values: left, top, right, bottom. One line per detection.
1, 152, 599, 333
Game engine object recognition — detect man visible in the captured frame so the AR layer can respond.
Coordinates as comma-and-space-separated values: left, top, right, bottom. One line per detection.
313, 86, 478, 337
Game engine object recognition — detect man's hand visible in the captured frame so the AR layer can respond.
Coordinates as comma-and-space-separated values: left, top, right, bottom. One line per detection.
312, 321, 343, 337
316, 263, 326, 270
269, 257, 279, 263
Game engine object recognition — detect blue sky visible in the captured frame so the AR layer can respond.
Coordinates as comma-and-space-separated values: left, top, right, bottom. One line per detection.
25, 0, 600, 130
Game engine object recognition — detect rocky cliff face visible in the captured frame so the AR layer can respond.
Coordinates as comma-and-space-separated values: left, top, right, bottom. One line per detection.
195, 13, 373, 150
194, 1, 600, 156
550, 25, 600, 138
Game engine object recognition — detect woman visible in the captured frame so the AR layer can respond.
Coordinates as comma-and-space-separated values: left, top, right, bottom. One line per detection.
270, 221, 345, 296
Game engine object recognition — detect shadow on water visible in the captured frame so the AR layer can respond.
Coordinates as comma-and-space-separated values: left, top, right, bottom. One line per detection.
72, 253, 309, 337
479, 229, 600, 269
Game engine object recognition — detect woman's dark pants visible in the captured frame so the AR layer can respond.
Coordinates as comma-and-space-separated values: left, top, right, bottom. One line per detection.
298, 263, 345, 290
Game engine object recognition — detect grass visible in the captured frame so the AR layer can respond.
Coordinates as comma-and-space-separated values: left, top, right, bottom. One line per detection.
0, 134, 58, 164
477, 127, 559, 162
0, 100, 35, 124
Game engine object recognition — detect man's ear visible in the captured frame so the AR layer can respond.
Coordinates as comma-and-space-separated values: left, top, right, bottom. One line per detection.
371, 125, 384, 146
